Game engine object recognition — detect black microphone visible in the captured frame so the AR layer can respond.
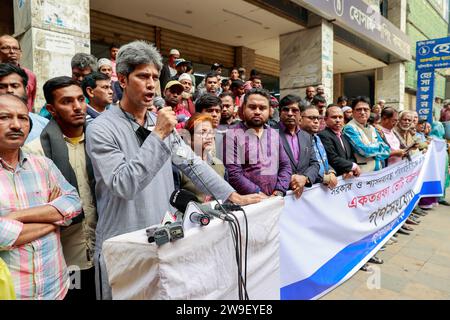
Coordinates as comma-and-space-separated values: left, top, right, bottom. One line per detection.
170, 189, 210, 226
215, 203, 242, 212
170, 189, 233, 222
170, 189, 196, 213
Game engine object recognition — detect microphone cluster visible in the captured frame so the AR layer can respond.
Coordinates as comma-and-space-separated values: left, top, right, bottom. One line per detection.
168, 189, 249, 300
146, 211, 184, 246
146, 189, 239, 246
169, 189, 238, 226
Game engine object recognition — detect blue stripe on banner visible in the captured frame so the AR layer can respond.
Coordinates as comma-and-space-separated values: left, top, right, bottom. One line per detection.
280, 180, 443, 300
421, 181, 444, 195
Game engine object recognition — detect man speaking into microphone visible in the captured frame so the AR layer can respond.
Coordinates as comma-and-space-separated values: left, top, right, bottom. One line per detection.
86, 41, 264, 300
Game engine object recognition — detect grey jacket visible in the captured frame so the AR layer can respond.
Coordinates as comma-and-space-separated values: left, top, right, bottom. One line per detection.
41, 119, 95, 224
86, 105, 235, 299
86, 105, 235, 252
277, 125, 321, 186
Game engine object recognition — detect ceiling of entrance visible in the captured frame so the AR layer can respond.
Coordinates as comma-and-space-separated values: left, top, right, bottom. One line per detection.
90, 0, 303, 60
334, 41, 387, 74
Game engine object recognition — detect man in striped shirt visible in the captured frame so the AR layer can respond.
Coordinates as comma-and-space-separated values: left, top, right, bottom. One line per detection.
0, 93, 82, 299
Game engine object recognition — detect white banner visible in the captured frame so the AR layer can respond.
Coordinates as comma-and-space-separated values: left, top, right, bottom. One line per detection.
103, 198, 283, 300
280, 139, 448, 300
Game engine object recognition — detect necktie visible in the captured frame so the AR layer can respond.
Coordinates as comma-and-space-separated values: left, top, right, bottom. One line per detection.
336, 131, 346, 151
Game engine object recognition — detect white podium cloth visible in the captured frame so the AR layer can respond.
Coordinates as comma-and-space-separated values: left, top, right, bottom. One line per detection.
102, 197, 283, 300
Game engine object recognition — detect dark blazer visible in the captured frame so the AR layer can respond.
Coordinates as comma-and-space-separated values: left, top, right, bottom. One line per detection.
277, 124, 321, 186
40, 119, 96, 223
318, 127, 356, 177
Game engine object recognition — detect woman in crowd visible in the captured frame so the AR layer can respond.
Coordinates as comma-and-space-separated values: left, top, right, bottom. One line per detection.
179, 113, 226, 202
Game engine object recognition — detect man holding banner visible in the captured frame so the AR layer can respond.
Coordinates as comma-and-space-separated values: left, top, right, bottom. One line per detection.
342, 96, 391, 267
224, 88, 292, 196
379, 107, 407, 166
299, 105, 337, 189
343, 96, 390, 173
380, 108, 422, 233
318, 106, 361, 179
276, 95, 320, 199
394, 111, 419, 155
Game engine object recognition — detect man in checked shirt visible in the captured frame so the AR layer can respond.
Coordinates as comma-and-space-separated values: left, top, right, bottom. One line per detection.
0, 93, 82, 300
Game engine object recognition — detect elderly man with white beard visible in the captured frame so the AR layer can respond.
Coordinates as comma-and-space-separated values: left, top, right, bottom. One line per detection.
394, 111, 419, 155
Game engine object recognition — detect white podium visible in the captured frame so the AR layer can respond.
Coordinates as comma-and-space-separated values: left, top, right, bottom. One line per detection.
102, 197, 284, 300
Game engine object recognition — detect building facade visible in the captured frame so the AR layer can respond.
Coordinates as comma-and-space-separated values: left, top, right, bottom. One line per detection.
1, 0, 448, 117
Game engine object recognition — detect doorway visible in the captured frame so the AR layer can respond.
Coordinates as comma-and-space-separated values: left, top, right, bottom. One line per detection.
343, 70, 375, 105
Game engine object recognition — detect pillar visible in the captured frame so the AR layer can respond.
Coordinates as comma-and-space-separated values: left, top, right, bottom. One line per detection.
333, 73, 343, 103
13, 0, 91, 110
375, 63, 406, 110
374, 0, 407, 110
235, 46, 255, 81
279, 19, 333, 103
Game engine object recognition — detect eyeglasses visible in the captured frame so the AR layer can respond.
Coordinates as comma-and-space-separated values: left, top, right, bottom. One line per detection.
354, 108, 371, 113
281, 107, 300, 114
194, 130, 215, 138
0, 46, 21, 53
302, 115, 322, 121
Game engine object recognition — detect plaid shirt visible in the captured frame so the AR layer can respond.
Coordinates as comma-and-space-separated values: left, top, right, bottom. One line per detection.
0, 151, 82, 300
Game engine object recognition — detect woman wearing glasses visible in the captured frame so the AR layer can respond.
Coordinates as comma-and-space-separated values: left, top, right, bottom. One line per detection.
179, 113, 226, 202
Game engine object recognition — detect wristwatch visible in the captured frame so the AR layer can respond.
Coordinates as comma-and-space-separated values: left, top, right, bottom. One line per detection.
272, 190, 284, 197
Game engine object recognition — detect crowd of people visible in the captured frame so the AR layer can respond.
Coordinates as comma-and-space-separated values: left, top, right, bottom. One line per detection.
0, 33, 449, 300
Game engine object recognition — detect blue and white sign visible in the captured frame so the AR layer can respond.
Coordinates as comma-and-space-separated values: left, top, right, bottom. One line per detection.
415, 36, 450, 122
416, 36, 450, 70
280, 139, 447, 300
416, 70, 435, 123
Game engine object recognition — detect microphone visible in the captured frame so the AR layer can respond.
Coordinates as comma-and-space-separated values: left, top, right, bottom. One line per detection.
170, 189, 194, 213
170, 126, 191, 163
189, 212, 210, 226
161, 210, 183, 225
176, 114, 190, 123
191, 202, 234, 222
150, 103, 188, 159
215, 203, 242, 212
153, 96, 165, 110
169, 188, 211, 226
170, 189, 234, 222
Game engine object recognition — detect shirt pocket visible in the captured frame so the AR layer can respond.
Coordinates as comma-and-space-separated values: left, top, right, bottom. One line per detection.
24, 182, 51, 208
29, 189, 50, 204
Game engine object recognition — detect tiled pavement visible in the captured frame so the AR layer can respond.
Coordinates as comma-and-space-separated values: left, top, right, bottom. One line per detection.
321, 190, 450, 300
